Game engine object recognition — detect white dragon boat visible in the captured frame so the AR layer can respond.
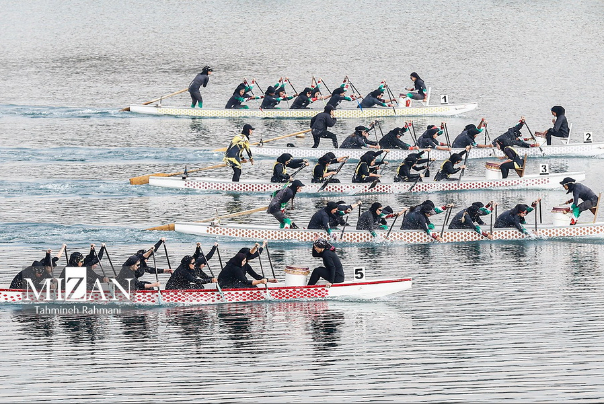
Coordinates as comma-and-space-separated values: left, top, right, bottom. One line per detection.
148, 170, 585, 195
0, 277, 412, 305
248, 142, 604, 160
128, 103, 477, 119
173, 221, 604, 244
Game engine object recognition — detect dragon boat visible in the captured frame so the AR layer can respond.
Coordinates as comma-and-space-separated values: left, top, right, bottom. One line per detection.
0, 277, 412, 306
248, 142, 604, 160
172, 221, 604, 245
128, 103, 477, 119
147, 170, 585, 195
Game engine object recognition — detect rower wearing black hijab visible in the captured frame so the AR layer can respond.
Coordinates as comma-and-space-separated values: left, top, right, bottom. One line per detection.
494, 200, 540, 234
218, 252, 269, 289
310, 104, 339, 148
560, 177, 599, 225
434, 147, 469, 181
448, 201, 495, 239
271, 153, 308, 183
267, 179, 305, 228
535, 106, 569, 145
188, 66, 213, 108
307, 238, 345, 286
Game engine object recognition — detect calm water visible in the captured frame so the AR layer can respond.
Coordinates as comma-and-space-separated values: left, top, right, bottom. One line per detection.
1, 0, 604, 402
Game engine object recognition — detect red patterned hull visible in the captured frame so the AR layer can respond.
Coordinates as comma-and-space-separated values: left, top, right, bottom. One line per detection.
0, 278, 412, 306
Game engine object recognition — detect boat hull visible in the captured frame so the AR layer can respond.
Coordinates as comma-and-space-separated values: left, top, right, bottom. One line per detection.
148, 171, 585, 195
0, 278, 411, 305
249, 142, 604, 160
174, 221, 604, 244
128, 103, 478, 118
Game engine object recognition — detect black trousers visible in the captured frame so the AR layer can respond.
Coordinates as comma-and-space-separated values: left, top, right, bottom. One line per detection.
308, 266, 344, 285
231, 167, 242, 182
312, 131, 338, 148
546, 129, 568, 145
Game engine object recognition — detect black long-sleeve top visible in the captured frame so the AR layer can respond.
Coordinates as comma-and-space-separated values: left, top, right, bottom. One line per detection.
188, 73, 209, 91
218, 261, 263, 289
311, 248, 344, 284
308, 208, 339, 232
267, 187, 294, 214
165, 263, 207, 290
379, 131, 412, 149
400, 210, 432, 234
310, 112, 337, 134
494, 208, 531, 233
291, 94, 312, 109
568, 183, 598, 205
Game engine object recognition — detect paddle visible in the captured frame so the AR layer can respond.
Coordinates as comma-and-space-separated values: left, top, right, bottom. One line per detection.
216, 246, 224, 271
256, 245, 270, 292
265, 245, 276, 279
385, 83, 399, 108
318, 158, 348, 192
129, 162, 231, 185
409, 156, 435, 192
92, 247, 107, 280
212, 129, 311, 152
311, 76, 327, 107
121, 88, 188, 112
443, 123, 453, 155
368, 151, 389, 190
319, 78, 332, 95
150, 249, 163, 304
339, 215, 349, 240
382, 81, 397, 113
162, 242, 172, 272
409, 121, 418, 146
522, 120, 545, 154
103, 246, 118, 277
539, 199, 542, 224
147, 205, 269, 231
440, 207, 453, 238
457, 148, 470, 184
385, 212, 402, 239
64, 246, 69, 266
198, 244, 223, 297
345, 76, 364, 110
492, 205, 497, 234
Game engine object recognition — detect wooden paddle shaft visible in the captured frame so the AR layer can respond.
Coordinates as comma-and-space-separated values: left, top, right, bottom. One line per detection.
129, 163, 228, 185
147, 205, 268, 231
213, 129, 311, 152
121, 88, 189, 111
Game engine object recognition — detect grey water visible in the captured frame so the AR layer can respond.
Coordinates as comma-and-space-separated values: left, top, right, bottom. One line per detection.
1, 0, 604, 402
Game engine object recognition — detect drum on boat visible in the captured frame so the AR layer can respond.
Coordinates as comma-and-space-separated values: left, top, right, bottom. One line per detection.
284, 266, 310, 287
551, 206, 571, 226
485, 161, 502, 180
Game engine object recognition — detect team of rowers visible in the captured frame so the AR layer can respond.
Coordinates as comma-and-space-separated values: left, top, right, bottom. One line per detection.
189, 67, 428, 110
10, 238, 345, 291
265, 176, 599, 233
221, 108, 569, 184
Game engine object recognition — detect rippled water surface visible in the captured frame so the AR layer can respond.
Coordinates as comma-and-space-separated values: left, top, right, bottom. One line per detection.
1, 0, 604, 402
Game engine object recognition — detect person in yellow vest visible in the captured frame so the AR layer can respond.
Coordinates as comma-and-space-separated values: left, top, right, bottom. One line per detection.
495, 139, 524, 178
223, 124, 255, 182
271, 153, 309, 183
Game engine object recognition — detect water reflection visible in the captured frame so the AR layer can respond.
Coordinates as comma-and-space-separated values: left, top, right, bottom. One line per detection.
309, 310, 344, 352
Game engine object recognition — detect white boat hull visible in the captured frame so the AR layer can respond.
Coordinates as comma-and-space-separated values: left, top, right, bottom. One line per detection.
173, 221, 604, 244
128, 103, 478, 118
148, 171, 585, 194
0, 278, 412, 305
248, 142, 604, 160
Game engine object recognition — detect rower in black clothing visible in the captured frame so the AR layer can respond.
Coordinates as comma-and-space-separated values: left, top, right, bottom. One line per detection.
494, 200, 540, 235
400, 202, 445, 242
452, 119, 492, 148
224, 124, 255, 182
357, 202, 407, 237
394, 151, 433, 182
494, 139, 525, 178
116, 255, 160, 291
165, 255, 213, 290
359, 85, 395, 108
218, 250, 273, 289
307, 238, 345, 287
434, 146, 470, 181
10, 251, 58, 289
57, 251, 109, 290
267, 179, 305, 228
560, 177, 599, 225
352, 150, 387, 183
404, 72, 428, 102
308, 201, 341, 238
225, 81, 261, 109
291, 87, 316, 109
192, 241, 218, 279
326, 86, 354, 109
188, 66, 212, 108
271, 153, 309, 183
448, 201, 495, 239
535, 106, 569, 145
312, 152, 347, 183
490, 117, 534, 148
340, 125, 380, 149
134, 238, 173, 277
237, 241, 277, 282
310, 105, 338, 148
417, 125, 451, 151
378, 126, 418, 150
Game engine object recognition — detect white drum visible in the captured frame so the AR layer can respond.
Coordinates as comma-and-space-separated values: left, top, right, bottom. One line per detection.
284, 266, 310, 287
551, 206, 571, 226
485, 161, 502, 180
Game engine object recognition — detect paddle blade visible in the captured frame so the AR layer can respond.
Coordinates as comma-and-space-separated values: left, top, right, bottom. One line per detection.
146, 223, 175, 231
120, 107, 131, 112
129, 173, 170, 185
